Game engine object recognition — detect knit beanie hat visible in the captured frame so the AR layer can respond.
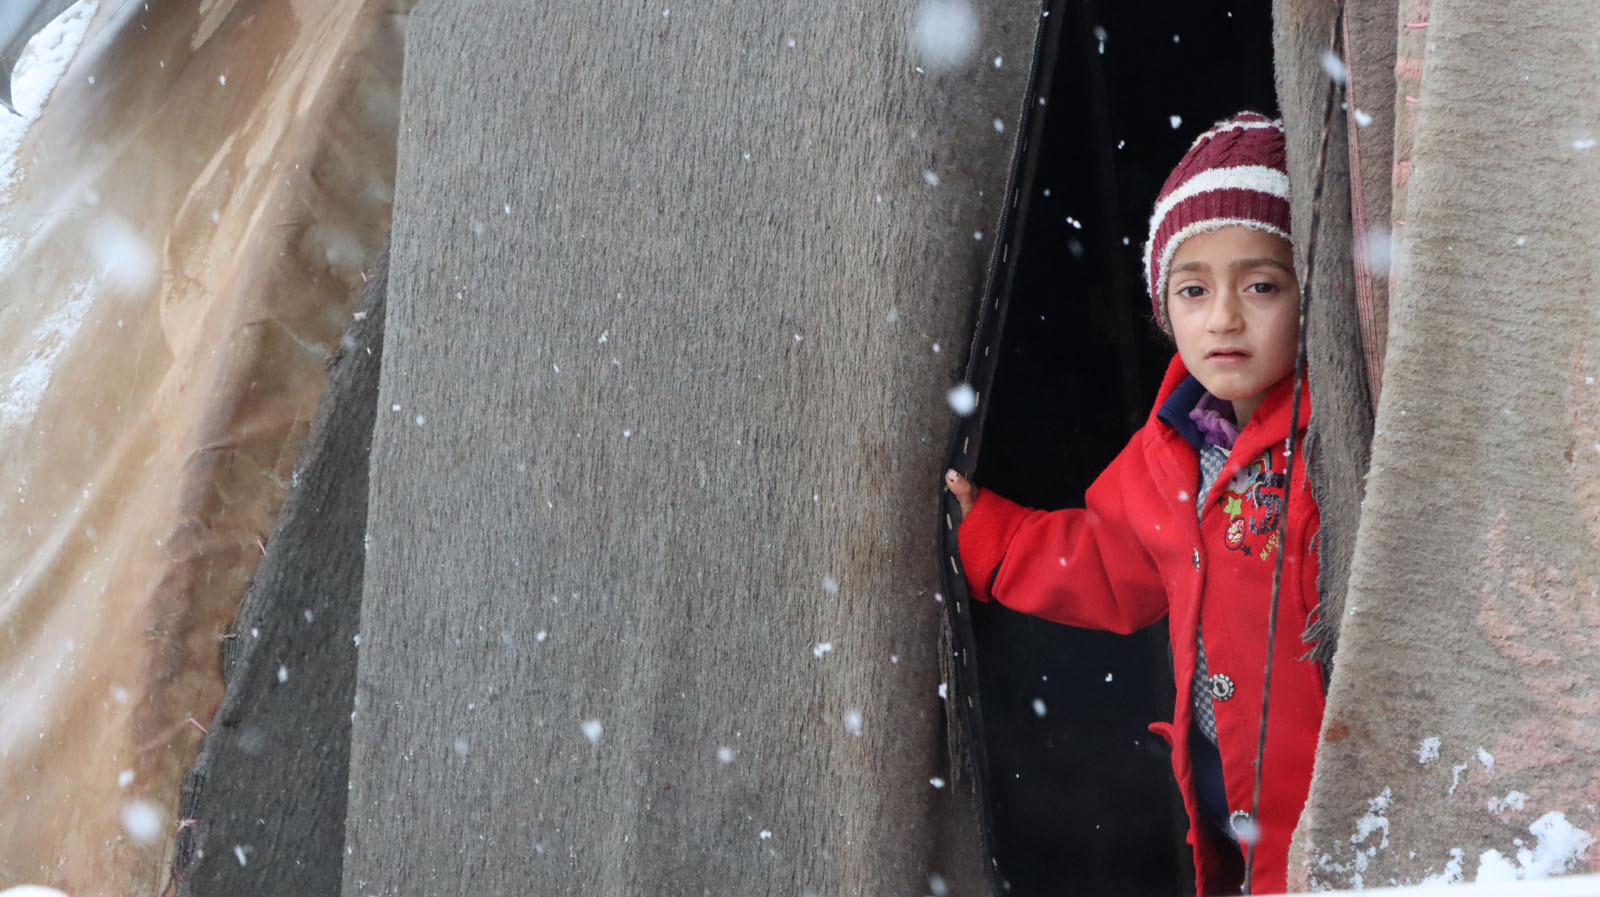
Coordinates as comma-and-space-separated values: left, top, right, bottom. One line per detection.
1143, 111, 1291, 335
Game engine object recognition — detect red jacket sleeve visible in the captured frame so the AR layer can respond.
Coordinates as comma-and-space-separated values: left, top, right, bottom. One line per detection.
956, 438, 1169, 634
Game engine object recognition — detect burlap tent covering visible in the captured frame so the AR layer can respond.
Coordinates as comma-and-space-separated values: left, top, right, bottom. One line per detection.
339, 1, 1035, 894
0, 1, 408, 892
1282, 0, 1600, 887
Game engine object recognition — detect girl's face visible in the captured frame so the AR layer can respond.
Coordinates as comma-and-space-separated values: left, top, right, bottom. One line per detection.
1166, 226, 1300, 426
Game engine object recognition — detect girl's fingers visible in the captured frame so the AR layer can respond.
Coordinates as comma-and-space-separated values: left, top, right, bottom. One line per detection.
945, 469, 975, 513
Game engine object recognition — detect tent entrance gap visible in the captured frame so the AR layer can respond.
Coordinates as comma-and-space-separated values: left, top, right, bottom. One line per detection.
948, 2, 1280, 895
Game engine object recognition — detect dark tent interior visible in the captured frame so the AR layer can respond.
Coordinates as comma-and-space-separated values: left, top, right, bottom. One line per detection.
968, 1, 1278, 894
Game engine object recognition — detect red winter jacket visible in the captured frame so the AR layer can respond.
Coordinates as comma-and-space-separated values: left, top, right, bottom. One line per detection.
957, 354, 1324, 896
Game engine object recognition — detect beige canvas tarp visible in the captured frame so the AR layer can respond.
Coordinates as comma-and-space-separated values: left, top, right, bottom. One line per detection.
0, 1, 407, 892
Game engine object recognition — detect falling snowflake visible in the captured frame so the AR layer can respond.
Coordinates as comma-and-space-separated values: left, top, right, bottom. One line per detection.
1320, 50, 1348, 83
843, 710, 863, 736
911, 0, 979, 69
120, 799, 164, 845
947, 383, 977, 415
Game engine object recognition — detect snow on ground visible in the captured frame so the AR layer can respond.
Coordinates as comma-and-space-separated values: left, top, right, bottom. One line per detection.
0, 0, 98, 274
0, 3, 109, 437
0, 1, 97, 195
1349, 872, 1600, 897
1474, 813, 1596, 884
0, 281, 93, 434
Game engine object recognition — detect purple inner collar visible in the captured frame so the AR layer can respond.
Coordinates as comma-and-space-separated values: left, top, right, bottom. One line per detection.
1188, 392, 1239, 449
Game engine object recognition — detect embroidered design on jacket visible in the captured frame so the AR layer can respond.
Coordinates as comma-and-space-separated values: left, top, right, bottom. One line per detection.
1218, 449, 1286, 561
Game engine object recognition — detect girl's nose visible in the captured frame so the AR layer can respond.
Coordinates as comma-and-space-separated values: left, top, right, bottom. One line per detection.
1207, 290, 1244, 331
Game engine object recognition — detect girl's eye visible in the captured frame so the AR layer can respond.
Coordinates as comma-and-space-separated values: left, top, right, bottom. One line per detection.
1176, 284, 1206, 299
1246, 281, 1278, 294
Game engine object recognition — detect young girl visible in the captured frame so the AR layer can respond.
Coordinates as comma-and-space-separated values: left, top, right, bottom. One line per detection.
945, 112, 1324, 896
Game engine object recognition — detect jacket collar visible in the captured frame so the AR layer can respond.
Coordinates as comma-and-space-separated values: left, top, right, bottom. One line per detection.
1148, 353, 1310, 457
1155, 375, 1210, 450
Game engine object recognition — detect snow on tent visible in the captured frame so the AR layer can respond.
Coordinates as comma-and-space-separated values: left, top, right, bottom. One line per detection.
0, 0, 1597, 896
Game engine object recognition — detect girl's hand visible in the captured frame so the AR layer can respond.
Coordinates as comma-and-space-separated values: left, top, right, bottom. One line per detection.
945, 469, 977, 518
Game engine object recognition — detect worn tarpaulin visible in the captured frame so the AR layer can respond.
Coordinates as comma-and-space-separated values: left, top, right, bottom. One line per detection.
0, 2, 405, 891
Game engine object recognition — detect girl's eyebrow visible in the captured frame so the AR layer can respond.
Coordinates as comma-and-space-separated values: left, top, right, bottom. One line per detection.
1170, 257, 1294, 275
1235, 257, 1295, 273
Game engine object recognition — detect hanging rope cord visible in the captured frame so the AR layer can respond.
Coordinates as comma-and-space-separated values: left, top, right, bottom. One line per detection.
1242, 14, 1345, 894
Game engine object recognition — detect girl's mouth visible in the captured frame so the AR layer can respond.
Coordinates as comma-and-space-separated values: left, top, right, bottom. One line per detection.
1207, 349, 1251, 362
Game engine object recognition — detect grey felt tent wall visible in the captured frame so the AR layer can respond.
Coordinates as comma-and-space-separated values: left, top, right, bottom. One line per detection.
338, 2, 1037, 894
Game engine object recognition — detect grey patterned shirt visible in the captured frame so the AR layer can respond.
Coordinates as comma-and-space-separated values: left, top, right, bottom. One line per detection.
1191, 443, 1232, 745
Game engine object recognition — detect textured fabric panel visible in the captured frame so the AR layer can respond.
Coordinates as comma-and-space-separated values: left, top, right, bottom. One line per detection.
1292, 1, 1600, 886
1388, 0, 1431, 312
1272, 0, 1373, 668
1341, 0, 1399, 404
342, 2, 1035, 894
176, 244, 388, 897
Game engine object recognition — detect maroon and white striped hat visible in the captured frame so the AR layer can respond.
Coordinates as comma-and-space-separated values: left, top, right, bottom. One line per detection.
1143, 112, 1291, 335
